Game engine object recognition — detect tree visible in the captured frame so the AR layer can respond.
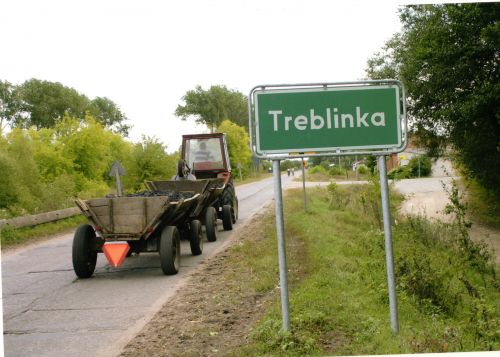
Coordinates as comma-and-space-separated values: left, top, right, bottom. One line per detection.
3, 79, 130, 135
0, 80, 23, 131
175, 85, 248, 131
88, 96, 130, 136
217, 120, 251, 172
366, 3, 500, 194
125, 136, 178, 191
16, 79, 89, 128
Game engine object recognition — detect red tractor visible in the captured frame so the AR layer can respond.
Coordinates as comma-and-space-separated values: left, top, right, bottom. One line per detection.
177, 133, 238, 236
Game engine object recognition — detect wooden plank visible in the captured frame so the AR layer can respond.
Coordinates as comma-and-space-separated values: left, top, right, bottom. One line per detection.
0, 207, 80, 229
109, 198, 114, 232
110, 197, 152, 215
143, 198, 147, 229
151, 180, 209, 194
113, 215, 146, 234
146, 199, 168, 223
87, 198, 111, 207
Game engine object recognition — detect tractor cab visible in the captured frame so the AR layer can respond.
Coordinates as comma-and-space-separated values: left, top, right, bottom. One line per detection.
180, 133, 232, 183
179, 133, 238, 230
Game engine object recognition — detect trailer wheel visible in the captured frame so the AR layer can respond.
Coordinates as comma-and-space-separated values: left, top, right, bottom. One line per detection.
72, 224, 98, 279
222, 186, 238, 223
222, 205, 233, 231
159, 226, 181, 275
205, 206, 218, 242
189, 220, 203, 256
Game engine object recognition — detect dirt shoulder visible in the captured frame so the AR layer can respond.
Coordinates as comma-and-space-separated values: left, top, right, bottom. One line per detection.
119, 204, 280, 357
395, 176, 500, 263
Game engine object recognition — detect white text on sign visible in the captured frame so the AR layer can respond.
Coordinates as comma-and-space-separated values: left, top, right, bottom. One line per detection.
268, 107, 386, 132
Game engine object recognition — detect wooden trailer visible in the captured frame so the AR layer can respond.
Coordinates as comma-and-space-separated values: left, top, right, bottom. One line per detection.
73, 191, 201, 279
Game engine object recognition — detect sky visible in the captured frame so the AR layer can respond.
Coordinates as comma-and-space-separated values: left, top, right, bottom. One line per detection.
0, 0, 408, 152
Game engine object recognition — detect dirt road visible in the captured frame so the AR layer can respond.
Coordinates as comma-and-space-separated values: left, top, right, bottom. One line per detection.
394, 158, 500, 263
1, 173, 295, 357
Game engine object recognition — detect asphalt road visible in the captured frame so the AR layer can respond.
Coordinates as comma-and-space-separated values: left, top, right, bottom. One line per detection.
1, 173, 296, 357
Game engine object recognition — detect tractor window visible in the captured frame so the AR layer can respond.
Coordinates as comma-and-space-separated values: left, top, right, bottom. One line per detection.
185, 138, 224, 171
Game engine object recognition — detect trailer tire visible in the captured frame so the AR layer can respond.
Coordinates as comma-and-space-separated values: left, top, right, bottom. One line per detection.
159, 226, 181, 275
72, 224, 98, 279
222, 186, 238, 223
189, 220, 203, 256
222, 204, 233, 231
205, 206, 217, 242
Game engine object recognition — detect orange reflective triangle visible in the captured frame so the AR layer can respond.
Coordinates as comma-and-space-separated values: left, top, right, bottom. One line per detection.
102, 242, 130, 267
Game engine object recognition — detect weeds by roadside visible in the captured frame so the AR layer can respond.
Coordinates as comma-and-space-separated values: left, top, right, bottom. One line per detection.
235, 179, 499, 355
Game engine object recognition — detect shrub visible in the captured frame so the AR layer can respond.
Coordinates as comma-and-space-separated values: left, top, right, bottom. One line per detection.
328, 166, 345, 176
388, 166, 411, 179
309, 165, 327, 175
357, 165, 369, 175
408, 155, 432, 177
388, 155, 432, 179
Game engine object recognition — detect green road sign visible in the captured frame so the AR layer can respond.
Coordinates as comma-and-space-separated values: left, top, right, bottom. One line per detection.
250, 82, 406, 158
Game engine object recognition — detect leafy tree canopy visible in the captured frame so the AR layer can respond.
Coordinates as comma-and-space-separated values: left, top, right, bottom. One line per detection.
0, 78, 130, 135
175, 85, 248, 131
366, 3, 500, 194
217, 120, 251, 171
0, 115, 176, 217
0, 80, 23, 131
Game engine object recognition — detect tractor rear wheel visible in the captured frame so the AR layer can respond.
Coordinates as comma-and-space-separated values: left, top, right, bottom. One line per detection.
205, 206, 218, 242
189, 220, 203, 255
159, 226, 181, 275
72, 224, 98, 279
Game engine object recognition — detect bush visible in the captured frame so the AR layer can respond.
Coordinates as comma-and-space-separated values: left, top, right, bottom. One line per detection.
388, 166, 411, 179
357, 165, 369, 175
308, 165, 327, 175
388, 155, 432, 179
328, 166, 345, 176
408, 155, 432, 177
0, 116, 178, 216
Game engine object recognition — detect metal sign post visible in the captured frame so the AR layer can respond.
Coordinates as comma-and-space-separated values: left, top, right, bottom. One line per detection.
237, 162, 243, 181
109, 161, 126, 197
378, 155, 399, 333
273, 159, 291, 331
301, 158, 307, 213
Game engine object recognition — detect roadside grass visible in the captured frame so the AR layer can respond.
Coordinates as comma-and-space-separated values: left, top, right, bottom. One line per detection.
463, 177, 500, 229
233, 183, 499, 355
0, 215, 85, 249
234, 172, 273, 186
302, 171, 371, 182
